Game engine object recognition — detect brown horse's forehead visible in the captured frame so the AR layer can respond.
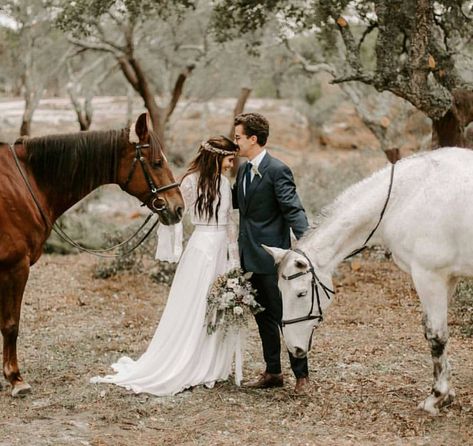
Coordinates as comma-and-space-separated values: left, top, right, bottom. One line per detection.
148, 132, 165, 159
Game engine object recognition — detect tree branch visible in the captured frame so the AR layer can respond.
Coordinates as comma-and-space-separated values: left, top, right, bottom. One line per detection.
163, 64, 195, 123
284, 40, 337, 76
68, 36, 122, 57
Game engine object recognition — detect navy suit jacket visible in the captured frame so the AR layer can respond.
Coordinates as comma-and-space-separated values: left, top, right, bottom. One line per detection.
232, 152, 309, 274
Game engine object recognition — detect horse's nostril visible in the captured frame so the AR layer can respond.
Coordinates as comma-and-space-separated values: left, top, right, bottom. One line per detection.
176, 206, 184, 219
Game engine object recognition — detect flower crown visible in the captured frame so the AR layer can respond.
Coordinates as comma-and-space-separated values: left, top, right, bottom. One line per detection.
201, 141, 236, 156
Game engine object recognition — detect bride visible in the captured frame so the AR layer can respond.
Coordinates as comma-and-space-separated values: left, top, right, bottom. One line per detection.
91, 136, 241, 396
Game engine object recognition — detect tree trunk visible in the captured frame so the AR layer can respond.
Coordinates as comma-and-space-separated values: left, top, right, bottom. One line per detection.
20, 94, 37, 136
228, 87, 252, 139
20, 119, 31, 137
230, 87, 252, 177
125, 85, 134, 128
432, 89, 473, 149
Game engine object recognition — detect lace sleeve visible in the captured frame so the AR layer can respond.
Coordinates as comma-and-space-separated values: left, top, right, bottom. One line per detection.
155, 174, 196, 262
226, 181, 240, 270
180, 173, 197, 211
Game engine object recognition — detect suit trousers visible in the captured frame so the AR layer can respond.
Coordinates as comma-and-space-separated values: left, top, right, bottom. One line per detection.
250, 273, 309, 378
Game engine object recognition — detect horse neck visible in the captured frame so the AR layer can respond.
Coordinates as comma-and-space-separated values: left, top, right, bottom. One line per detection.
300, 167, 392, 274
23, 131, 125, 220
48, 173, 113, 220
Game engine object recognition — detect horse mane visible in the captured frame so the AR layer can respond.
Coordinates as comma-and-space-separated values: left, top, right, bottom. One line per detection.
300, 151, 434, 246
20, 129, 128, 199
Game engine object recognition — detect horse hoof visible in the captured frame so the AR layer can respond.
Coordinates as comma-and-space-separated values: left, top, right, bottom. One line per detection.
440, 389, 456, 408
417, 397, 439, 416
12, 382, 32, 397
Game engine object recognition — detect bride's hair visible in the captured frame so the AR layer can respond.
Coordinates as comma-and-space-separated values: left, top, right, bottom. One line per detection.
184, 135, 238, 223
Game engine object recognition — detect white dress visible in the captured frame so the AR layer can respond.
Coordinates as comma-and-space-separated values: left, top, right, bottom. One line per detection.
90, 173, 242, 396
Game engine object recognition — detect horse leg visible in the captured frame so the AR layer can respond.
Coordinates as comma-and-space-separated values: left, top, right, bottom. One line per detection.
412, 267, 456, 415
0, 258, 32, 397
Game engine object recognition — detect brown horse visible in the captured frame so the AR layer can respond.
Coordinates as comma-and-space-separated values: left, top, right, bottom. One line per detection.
0, 113, 184, 397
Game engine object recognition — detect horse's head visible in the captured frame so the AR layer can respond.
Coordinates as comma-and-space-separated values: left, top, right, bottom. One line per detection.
118, 113, 184, 225
263, 245, 335, 359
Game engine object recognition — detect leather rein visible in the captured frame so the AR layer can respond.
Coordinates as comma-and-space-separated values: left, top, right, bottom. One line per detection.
9, 142, 179, 258
281, 163, 395, 326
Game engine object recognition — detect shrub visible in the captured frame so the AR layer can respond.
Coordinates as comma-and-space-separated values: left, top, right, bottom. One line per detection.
451, 279, 473, 338
293, 149, 386, 220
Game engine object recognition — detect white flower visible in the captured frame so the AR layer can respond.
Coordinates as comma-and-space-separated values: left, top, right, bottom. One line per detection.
233, 306, 243, 315
216, 292, 232, 309
251, 164, 262, 178
227, 278, 239, 289
242, 294, 253, 305
233, 285, 245, 296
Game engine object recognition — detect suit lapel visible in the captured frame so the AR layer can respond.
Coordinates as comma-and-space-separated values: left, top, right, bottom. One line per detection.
244, 153, 271, 212
238, 163, 246, 212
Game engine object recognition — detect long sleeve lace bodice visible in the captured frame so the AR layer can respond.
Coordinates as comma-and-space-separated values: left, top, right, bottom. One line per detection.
156, 173, 240, 268
180, 173, 231, 225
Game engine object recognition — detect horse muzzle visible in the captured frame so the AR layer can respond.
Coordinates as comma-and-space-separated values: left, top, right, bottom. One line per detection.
153, 200, 184, 225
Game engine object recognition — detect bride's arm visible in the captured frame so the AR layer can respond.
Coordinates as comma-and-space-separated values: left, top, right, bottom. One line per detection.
155, 174, 195, 262
226, 182, 241, 270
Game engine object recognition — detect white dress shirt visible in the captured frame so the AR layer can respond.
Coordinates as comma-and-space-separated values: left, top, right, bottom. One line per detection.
249, 149, 267, 181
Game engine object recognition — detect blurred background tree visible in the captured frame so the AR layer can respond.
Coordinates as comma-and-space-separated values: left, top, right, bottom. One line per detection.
211, 0, 473, 149
1, 0, 72, 135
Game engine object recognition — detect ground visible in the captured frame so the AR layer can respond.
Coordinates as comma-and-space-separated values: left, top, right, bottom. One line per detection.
1, 251, 472, 446
0, 96, 470, 444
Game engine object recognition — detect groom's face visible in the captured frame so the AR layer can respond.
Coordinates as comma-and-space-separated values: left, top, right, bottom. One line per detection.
234, 124, 255, 158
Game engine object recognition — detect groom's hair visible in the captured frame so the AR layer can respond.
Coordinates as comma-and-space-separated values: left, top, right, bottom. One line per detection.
234, 113, 269, 146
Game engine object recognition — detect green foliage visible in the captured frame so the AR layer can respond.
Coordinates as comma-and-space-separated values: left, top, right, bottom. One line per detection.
149, 261, 177, 286
293, 149, 386, 219
211, 0, 282, 43
92, 221, 156, 279
452, 279, 473, 338
56, 0, 195, 35
303, 79, 322, 106
44, 213, 117, 255
253, 77, 279, 98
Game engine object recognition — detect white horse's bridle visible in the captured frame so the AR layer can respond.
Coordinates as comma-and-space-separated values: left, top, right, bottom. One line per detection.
280, 248, 335, 327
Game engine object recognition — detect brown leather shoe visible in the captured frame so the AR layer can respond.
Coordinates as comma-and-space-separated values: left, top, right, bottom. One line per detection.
294, 376, 309, 394
246, 372, 284, 389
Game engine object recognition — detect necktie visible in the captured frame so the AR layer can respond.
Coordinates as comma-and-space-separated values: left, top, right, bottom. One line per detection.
244, 162, 252, 197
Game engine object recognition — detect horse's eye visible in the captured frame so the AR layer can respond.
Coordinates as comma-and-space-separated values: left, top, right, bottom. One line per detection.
152, 160, 163, 169
297, 290, 308, 298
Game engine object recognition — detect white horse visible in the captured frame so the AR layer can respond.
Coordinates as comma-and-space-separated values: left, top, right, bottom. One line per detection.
264, 147, 473, 415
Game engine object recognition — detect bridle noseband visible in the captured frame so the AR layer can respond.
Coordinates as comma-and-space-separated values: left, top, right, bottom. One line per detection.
281, 248, 335, 327
121, 143, 180, 212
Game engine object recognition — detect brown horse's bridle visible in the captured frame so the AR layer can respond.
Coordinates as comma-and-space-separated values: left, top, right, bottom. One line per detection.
120, 142, 180, 212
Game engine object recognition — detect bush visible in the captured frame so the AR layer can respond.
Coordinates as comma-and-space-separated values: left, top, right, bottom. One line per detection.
44, 213, 119, 255
293, 149, 386, 219
92, 222, 157, 279
149, 261, 177, 286
451, 279, 473, 338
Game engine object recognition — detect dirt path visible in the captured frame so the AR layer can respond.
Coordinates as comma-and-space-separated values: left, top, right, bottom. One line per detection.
1, 252, 472, 445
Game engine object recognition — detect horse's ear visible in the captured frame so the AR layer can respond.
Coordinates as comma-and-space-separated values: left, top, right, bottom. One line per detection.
262, 245, 288, 265
132, 113, 153, 143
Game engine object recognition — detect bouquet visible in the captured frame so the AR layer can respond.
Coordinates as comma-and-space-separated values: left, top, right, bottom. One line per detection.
206, 268, 264, 336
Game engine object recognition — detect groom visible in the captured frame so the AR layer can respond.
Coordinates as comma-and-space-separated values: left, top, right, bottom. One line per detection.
232, 112, 310, 393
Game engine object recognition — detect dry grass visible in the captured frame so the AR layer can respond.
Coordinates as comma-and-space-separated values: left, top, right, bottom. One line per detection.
1, 251, 473, 445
